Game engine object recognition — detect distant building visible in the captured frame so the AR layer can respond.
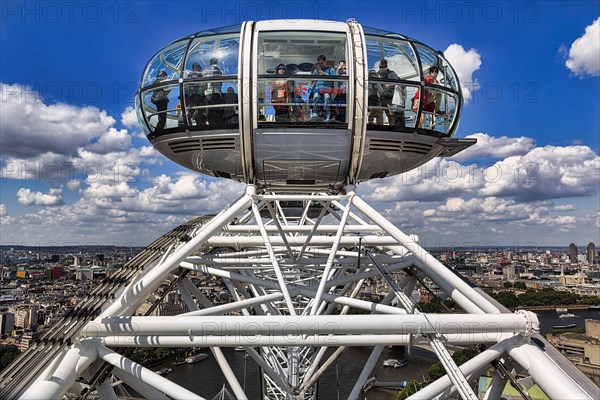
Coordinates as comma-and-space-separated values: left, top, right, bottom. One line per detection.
15, 309, 30, 330
503, 265, 516, 280
51, 266, 63, 280
27, 304, 40, 328
18, 332, 41, 352
569, 243, 578, 263
540, 253, 551, 266
410, 290, 421, 304
0, 313, 15, 335
547, 319, 600, 386
587, 242, 596, 265
136, 292, 189, 316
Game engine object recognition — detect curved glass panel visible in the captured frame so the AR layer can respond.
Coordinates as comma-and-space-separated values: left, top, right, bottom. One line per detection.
191, 23, 243, 38
257, 75, 348, 124
414, 44, 459, 92
138, 26, 462, 138
184, 34, 240, 77
410, 86, 458, 134
438, 56, 459, 91
142, 40, 188, 87
365, 36, 420, 81
257, 31, 348, 125
140, 83, 180, 133
182, 79, 239, 127
413, 43, 440, 80
367, 80, 420, 129
362, 26, 409, 40
135, 93, 150, 136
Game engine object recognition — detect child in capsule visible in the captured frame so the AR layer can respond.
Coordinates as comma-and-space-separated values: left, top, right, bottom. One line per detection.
311, 55, 336, 122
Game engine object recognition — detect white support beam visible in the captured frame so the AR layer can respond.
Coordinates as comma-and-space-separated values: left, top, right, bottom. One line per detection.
205, 235, 427, 246
212, 347, 249, 400
348, 291, 403, 400
348, 345, 385, 400
21, 340, 98, 400
407, 339, 510, 400
96, 379, 118, 400
99, 186, 255, 318
506, 340, 594, 400
482, 371, 508, 400
223, 224, 382, 233
112, 367, 170, 400
295, 200, 333, 261
310, 188, 354, 315
97, 344, 204, 400
182, 293, 285, 316
251, 201, 297, 315
101, 333, 506, 347
351, 195, 501, 314
84, 313, 537, 337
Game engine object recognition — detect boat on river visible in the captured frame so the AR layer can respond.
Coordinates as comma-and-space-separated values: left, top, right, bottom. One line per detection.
186, 353, 208, 364
553, 323, 577, 329
383, 359, 408, 368
156, 367, 172, 376
558, 313, 576, 319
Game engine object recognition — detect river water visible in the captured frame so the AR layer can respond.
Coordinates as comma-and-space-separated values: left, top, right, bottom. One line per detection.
154, 309, 600, 399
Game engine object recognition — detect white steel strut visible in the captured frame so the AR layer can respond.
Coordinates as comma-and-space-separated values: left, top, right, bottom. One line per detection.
4, 185, 599, 400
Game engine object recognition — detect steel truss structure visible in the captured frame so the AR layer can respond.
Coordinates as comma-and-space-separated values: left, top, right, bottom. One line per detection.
2, 185, 599, 400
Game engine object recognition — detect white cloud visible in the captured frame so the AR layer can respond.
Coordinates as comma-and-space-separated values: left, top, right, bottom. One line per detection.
564, 17, 600, 77
443, 44, 482, 102
66, 179, 81, 191
432, 197, 546, 223
379, 196, 591, 246
377, 197, 576, 246
360, 158, 483, 203
553, 204, 576, 211
86, 128, 132, 154
0, 204, 6, 216
0, 83, 161, 187
360, 142, 599, 203
82, 181, 137, 199
121, 106, 147, 139
481, 145, 600, 201
121, 106, 139, 129
552, 215, 577, 225
17, 188, 64, 206
453, 133, 536, 161
0, 83, 114, 159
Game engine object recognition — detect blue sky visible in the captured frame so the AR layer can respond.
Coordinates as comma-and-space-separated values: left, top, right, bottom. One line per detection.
1, 0, 599, 248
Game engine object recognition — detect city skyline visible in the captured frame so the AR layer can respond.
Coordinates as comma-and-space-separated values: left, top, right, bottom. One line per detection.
1, 1, 599, 247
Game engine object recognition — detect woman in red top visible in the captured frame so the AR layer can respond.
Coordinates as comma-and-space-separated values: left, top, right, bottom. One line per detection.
412, 66, 441, 127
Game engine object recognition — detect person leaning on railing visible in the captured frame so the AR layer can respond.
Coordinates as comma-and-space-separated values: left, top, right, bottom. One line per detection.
412, 65, 442, 128
271, 63, 293, 121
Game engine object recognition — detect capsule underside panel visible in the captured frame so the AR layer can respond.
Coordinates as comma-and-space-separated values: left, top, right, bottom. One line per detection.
254, 128, 351, 189
358, 131, 443, 180
153, 131, 244, 181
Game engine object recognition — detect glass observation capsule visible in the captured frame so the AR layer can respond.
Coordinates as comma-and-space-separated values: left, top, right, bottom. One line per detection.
136, 19, 475, 192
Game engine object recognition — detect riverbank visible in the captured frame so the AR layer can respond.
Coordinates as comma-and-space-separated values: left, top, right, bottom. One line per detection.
511, 304, 594, 311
